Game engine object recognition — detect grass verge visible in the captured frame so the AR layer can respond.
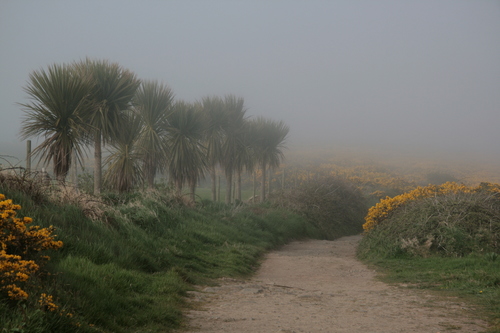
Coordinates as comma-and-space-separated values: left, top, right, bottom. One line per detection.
1, 186, 322, 333
357, 255, 500, 332
358, 189, 500, 332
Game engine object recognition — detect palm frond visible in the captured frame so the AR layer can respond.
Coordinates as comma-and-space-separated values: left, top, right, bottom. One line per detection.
249, 116, 290, 169
73, 58, 141, 142
165, 101, 207, 193
201, 95, 227, 167
104, 112, 143, 192
133, 80, 174, 186
219, 95, 247, 175
19, 63, 93, 180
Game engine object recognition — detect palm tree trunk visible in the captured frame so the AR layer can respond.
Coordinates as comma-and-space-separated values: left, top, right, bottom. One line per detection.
217, 175, 221, 202
147, 173, 154, 189
168, 176, 174, 192
56, 173, 66, 186
268, 168, 272, 197
236, 170, 242, 201
146, 157, 156, 190
210, 166, 217, 201
94, 131, 102, 195
175, 179, 182, 197
253, 172, 256, 203
225, 172, 232, 205
72, 150, 78, 192
26, 140, 31, 176
260, 160, 266, 203
189, 179, 196, 202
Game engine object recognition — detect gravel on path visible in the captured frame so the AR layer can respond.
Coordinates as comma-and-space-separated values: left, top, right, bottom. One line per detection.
180, 235, 487, 333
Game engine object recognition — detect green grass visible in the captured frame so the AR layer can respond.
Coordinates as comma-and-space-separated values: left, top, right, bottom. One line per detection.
192, 187, 256, 202
358, 190, 500, 332
358, 255, 500, 332
0, 186, 323, 333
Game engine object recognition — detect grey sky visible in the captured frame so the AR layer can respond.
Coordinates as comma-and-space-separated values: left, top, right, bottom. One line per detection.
1, 0, 499, 163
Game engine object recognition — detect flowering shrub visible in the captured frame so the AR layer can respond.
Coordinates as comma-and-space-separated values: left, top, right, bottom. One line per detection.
0, 193, 63, 301
363, 182, 500, 231
38, 293, 58, 311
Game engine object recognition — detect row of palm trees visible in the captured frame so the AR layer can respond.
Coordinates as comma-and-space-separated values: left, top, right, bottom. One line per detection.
19, 58, 289, 203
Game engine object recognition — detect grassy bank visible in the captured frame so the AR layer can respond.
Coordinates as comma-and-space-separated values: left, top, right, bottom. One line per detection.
1, 183, 326, 333
358, 255, 500, 332
358, 186, 500, 332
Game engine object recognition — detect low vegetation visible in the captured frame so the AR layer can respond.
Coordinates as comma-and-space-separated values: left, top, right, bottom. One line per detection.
3, 149, 500, 332
358, 183, 500, 331
272, 175, 367, 239
0, 172, 331, 332
362, 182, 500, 232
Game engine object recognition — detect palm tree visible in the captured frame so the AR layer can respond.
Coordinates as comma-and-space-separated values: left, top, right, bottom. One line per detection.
234, 121, 255, 201
249, 117, 289, 203
165, 101, 207, 201
220, 95, 247, 204
201, 96, 226, 201
103, 112, 143, 193
74, 58, 140, 194
133, 80, 174, 189
19, 63, 93, 183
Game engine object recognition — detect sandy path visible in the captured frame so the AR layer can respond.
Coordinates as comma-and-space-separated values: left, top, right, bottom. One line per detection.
181, 235, 487, 332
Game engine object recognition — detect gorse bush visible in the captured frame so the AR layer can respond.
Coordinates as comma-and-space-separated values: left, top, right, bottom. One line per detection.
358, 186, 500, 331
0, 193, 62, 301
0, 194, 81, 332
363, 182, 500, 231
359, 183, 500, 259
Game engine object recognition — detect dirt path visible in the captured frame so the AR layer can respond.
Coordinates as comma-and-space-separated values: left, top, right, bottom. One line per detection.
181, 235, 487, 332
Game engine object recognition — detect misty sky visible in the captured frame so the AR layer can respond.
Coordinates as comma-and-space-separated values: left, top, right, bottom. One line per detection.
1, 1, 499, 163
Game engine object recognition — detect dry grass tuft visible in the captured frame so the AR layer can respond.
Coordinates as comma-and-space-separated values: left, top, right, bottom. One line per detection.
50, 185, 107, 221
0, 167, 51, 204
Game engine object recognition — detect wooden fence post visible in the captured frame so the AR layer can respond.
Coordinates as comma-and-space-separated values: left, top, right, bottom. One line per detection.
26, 140, 31, 176
72, 150, 78, 190
253, 172, 256, 203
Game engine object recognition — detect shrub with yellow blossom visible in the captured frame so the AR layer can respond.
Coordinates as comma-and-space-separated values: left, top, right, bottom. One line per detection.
363, 182, 500, 231
0, 193, 63, 301
38, 293, 59, 312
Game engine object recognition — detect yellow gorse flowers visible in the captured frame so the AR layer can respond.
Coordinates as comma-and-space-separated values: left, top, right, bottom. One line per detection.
0, 193, 63, 301
38, 293, 58, 311
363, 182, 500, 231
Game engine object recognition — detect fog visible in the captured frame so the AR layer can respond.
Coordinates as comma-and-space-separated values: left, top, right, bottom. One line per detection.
1, 1, 499, 166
